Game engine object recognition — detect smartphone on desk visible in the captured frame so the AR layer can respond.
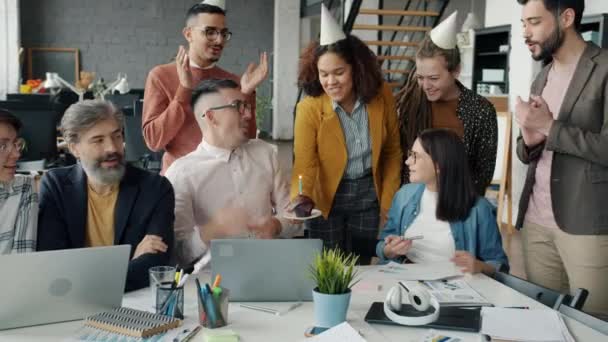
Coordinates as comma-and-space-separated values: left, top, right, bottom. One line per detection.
304, 326, 328, 337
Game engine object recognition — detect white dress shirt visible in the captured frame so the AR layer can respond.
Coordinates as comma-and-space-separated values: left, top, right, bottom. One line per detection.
405, 189, 456, 263
165, 139, 300, 266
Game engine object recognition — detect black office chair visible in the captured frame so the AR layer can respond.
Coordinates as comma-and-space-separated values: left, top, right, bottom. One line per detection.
494, 271, 588, 310
105, 94, 139, 115
558, 304, 608, 334
124, 104, 162, 172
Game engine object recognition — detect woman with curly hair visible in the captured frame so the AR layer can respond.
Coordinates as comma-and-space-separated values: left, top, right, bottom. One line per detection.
288, 5, 401, 263
397, 12, 497, 195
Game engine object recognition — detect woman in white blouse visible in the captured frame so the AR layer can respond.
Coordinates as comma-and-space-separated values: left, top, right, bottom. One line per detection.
0, 109, 38, 254
376, 129, 508, 275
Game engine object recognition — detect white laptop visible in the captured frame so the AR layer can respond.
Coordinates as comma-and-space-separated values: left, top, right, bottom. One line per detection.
0, 245, 130, 330
211, 239, 323, 302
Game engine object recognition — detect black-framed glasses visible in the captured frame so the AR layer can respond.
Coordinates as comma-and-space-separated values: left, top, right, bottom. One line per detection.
203, 100, 252, 117
192, 26, 232, 41
407, 150, 418, 164
0, 138, 25, 155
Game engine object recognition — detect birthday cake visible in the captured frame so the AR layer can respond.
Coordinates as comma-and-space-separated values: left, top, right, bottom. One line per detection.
289, 195, 315, 218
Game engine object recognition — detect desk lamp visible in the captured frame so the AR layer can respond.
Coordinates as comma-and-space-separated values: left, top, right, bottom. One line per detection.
43, 72, 85, 101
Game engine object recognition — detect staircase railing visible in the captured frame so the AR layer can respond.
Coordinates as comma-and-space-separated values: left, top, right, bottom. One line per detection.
380, 0, 450, 86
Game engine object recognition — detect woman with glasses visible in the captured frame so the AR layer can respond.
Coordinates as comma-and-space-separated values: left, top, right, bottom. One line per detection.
289, 6, 401, 264
0, 109, 38, 254
376, 129, 508, 275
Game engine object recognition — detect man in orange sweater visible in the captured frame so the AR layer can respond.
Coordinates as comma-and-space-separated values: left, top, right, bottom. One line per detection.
143, 0, 268, 174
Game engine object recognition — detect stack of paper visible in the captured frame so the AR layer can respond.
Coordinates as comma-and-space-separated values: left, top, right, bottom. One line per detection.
481, 308, 575, 342
401, 279, 492, 307
302, 322, 367, 342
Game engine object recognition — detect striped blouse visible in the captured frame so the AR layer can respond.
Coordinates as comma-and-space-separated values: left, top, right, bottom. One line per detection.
0, 175, 38, 254
332, 99, 373, 179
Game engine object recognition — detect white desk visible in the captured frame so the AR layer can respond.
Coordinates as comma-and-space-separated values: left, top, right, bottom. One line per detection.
1, 266, 605, 341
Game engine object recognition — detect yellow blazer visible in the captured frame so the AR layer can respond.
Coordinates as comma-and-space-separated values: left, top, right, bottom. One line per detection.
291, 82, 402, 219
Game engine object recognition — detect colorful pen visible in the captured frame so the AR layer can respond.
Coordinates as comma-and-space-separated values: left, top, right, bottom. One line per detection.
202, 285, 218, 327
212, 274, 222, 289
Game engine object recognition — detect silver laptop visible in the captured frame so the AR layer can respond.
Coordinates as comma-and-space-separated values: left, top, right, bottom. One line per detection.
211, 239, 323, 302
0, 245, 130, 330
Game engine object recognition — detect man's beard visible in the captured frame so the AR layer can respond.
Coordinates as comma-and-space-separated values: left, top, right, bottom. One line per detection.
80, 152, 126, 185
529, 25, 564, 61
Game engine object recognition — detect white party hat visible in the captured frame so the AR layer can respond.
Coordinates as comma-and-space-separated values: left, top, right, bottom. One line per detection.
320, 4, 346, 45
430, 11, 458, 49
201, 0, 225, 10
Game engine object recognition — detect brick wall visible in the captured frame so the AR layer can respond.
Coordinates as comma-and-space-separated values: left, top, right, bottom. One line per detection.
20, 0, 274, 93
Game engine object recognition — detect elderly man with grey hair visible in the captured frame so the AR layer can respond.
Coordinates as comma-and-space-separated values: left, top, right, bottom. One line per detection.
37, 100, 175, 292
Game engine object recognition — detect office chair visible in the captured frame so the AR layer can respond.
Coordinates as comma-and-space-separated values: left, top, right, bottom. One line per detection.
105, 94, 138, 115
494, 271, 588, 310
124, 100, 163, 172
558, 304, 608, 334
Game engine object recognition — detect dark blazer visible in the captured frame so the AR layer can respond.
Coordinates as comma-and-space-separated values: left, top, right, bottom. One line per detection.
37, 164, 175, 291
516, 42, 608, 235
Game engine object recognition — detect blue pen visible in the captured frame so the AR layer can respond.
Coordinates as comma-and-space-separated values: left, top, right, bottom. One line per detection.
207, 284, 226, 326
202, 285, 218, 327
195, 279, 208, 322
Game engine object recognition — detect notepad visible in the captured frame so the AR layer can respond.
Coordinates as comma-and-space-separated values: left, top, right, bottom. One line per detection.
481, 307, 575, 342
85, 307, 181, 338
204, 329, 240, 342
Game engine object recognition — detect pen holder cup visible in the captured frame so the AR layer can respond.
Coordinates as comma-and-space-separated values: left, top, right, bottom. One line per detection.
198, 287, 229, 328
156, 285, 185, 319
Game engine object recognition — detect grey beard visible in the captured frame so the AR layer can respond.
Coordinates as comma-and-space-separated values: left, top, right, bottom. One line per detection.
79, 158, 126, 185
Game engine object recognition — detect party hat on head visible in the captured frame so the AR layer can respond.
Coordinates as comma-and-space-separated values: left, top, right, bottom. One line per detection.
201, 0, 225, 10
320, 4, 346, 46
430, 11, 458, 49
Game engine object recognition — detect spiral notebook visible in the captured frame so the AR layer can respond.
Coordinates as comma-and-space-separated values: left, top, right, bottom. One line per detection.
85, 307, 181, 338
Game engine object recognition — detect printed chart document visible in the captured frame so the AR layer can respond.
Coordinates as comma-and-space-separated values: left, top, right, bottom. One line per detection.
481, 307, 575, 342
401, 279, 492, 307
372, 261, 463, 280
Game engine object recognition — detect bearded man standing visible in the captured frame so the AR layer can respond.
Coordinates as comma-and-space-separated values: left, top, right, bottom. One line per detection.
515, 0, 608, 317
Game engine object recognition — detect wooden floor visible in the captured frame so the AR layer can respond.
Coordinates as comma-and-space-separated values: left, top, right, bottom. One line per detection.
272, 140, 527, 279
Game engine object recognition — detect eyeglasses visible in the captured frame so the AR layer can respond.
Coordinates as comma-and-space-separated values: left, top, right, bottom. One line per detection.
192, 26, 232, 41
407, 150, 418, 164
0, 138, 25, 155
204, 100, 252, 117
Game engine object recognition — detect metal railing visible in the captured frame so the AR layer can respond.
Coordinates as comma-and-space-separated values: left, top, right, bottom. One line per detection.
379, 0, 450, 86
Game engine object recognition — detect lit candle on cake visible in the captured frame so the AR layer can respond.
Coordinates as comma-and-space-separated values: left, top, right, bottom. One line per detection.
298, 175, 303, 195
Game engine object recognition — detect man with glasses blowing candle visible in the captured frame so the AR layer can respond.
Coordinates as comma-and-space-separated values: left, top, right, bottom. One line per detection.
165, 78, 300, 267
143, 0, 268, 174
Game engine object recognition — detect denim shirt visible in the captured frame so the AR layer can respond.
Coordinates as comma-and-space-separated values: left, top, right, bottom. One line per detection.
376, 183, 509, 272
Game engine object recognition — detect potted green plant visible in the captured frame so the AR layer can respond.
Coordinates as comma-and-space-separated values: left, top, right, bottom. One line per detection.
309, 248, 359, 328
